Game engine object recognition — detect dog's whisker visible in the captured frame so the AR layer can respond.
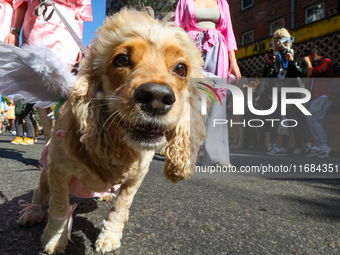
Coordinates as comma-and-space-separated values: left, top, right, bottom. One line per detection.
107, 112, 126, 131
101, 110, 121, 132
127, 108, 140, 127
88, 102, 122, 109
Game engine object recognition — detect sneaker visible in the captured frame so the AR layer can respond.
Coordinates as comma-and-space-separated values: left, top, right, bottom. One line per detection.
318, 153, 330, 158
305, 145, 327, 157
20, 137, 35, 145
214, 160, 233, 168
293, 148, 302, 155
11, 136, 23, 144
267, 143, 275, 153
317, 146, 331, 158
267, 145, 285, 156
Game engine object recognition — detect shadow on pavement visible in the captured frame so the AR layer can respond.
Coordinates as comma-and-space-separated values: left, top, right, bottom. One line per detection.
0, 147, 40, 169
0, 191, 102, 255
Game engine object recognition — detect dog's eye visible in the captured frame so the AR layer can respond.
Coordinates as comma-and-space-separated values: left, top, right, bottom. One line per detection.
113, 54, 131, 67
173, 63, 187, 77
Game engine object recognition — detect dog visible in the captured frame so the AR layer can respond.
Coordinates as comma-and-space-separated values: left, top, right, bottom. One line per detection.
17, 8, 210, 254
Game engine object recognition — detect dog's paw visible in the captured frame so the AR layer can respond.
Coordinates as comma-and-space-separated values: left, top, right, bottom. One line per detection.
95, 230, 122, 253
41, 222, 68, 254
17, 206, 44, 226
97, 194, 114, 202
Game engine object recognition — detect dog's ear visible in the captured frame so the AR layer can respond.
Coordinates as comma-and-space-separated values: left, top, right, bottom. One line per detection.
63, 55, 109, 158
62, 60, 137, 179
161, 100, 190, 183
162, 75, 210, 183
70, 70, 103, 146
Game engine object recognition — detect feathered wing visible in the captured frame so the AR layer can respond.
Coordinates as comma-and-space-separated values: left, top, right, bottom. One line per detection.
0, 42, 74, 107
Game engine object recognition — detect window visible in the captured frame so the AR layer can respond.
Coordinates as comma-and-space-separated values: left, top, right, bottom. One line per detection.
270, 18, 285, 36
305, 3, 324, 24
242, 30, 254, 45
241, 0, 253, 11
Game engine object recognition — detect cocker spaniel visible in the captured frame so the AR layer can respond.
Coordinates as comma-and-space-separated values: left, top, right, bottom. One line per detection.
17, 8, 209, 254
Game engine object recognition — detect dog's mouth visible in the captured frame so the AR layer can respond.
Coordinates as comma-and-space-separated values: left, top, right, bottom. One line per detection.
118, 116, 167, 148
120, 120, 165, 138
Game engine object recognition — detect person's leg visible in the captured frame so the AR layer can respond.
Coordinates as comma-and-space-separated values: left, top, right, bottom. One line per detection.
19, 104, 35, 145
231, 115, 239, 147
267, 103, 287, 156
37, 107, 53, 142
0, 114, 4, 132
11, 114, 24, 144
23, 110, 35, 139
203, 96, 230, 166
269, 108, 280, 145
15, 115, 24, 137
202, 34, 230, 166
8, 119, 14, 131
307, 97, 332, 149
238, 120, 246, 149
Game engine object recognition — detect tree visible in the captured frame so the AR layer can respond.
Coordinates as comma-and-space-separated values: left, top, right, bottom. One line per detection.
2, 96, 10, 105
106, 0, 178, 17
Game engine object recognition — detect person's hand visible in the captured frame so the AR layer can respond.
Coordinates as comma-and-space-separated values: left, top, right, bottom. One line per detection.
228, 49, 241, 83
4, 31, 19, 46
228, 59, 241, 83
302, 56, 312, 66
265, 53, 275, 65
75, 50, 83, 64
303, 55, 314, 78
286, 52, 294, 61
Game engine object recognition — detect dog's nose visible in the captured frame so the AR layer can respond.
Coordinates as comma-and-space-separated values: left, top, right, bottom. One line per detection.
134, 83, 176, 115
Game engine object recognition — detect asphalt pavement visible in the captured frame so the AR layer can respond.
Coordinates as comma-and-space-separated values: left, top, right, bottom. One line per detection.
1, 131, 340, 255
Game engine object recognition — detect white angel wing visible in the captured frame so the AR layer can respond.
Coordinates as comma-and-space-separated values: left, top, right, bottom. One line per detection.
0, 42, 75, 108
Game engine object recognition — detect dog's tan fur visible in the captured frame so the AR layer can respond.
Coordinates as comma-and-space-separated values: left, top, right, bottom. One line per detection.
18, 8, 210, 254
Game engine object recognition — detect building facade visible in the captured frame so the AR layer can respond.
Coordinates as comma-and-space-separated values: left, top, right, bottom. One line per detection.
228, 0, 339, 77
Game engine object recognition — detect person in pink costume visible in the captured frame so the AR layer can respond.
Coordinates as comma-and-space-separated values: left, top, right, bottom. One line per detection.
0, 0, 28, 46
22, 0, 93, 142
22, 0, 108, 199
22, 0, 92, 69
175, 0, 241, 167
175, 0, 240, 88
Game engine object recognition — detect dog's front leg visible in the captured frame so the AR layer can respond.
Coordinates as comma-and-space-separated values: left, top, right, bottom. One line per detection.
95, 161, 151, 252
18, 167, 49, 226
41, 163, 70, 255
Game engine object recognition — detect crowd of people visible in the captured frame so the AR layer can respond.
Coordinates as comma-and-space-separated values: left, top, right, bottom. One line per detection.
0, 0, 337, 162
229, 30, 336, 158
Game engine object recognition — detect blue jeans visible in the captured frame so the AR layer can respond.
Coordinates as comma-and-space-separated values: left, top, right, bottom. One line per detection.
307, 96, 332, 148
